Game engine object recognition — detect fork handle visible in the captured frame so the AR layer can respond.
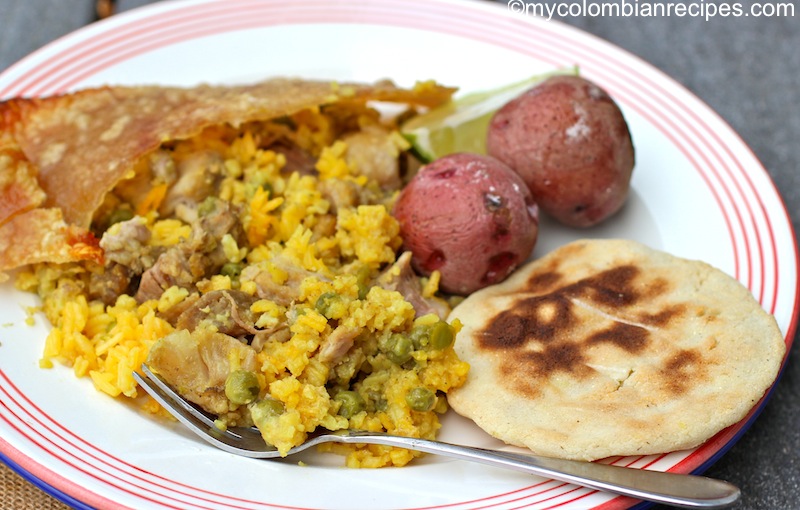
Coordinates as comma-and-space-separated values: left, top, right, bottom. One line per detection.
330, 431, 740, 508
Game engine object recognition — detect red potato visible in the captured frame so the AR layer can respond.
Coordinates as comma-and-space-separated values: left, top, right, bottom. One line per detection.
486, 75, 634, 228
393, 153, 539, 295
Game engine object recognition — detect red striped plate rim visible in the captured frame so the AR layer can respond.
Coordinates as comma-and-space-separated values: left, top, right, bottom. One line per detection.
0, 0, 796, 509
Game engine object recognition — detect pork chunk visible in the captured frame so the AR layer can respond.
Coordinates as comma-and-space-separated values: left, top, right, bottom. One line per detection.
147, 328, 258, 415
378, 251, 450, 319
176, 289, 259, 337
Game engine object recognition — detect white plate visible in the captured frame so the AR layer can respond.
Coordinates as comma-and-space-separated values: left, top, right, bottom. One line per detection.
0, 0, 797, 509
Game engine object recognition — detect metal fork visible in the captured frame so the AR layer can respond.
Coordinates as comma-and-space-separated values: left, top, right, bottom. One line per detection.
134, 363, 740, 508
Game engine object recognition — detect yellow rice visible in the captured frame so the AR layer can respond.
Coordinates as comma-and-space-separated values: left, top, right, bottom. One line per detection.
16, 106, 469, 467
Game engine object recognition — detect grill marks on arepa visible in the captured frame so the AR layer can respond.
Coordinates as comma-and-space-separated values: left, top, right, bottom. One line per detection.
477, 264, 697, 398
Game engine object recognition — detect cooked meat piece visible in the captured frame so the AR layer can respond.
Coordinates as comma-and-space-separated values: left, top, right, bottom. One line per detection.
160, 150, 224, 216
149, 149, 177, 185
172, 202, 199, 225
197, 198, 245, 243
147, 328, 258, 415
157, 291, 200, 325
270, 142, 317, 177
176, 289, 259, 337
343, 125, 403, 191
93, 216, 157, 305
240, 255, 324, 306
88, 262, 133, 306
135, 199, 245, 302
187, 198, 247, 270
251, 324, 291, 352
378, 251, 450, 319
135, 247, 208, 302
311, 213, 337, 241
99, 216, 156, 273
317, 178, 360, 214
196, 200, 247, 269
319, 325, 360, 364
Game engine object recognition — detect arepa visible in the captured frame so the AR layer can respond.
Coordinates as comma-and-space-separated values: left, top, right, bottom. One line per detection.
447, 239, 785, 461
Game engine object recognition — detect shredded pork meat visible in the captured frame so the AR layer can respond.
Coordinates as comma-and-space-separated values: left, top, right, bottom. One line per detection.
240, 255, 325, 306
175, 289, 259, 337
160, 150, 224, 216
135, 199, 245, 302
378, 251, 450, 319
343, 124, 403, 191
147, 328, 258, 415
318, 325, 361, 364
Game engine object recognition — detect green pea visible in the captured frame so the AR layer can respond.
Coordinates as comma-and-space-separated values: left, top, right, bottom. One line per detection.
249, 398, 284, 430
355, 265, 372, 300
197, 196, 218, 217
335, 390, 365, 419
408, 324, 432, 349
383, 333, 413, 364
220, 262, 243, 278
107, 207, 134, 227
429, 321, 455, 350
315, 292, 345, 319
250, 397, 284, 418
258, 182, 274, 197
364, 389, 387, 412
405, 387, 436, 412
224, 370, 260, 405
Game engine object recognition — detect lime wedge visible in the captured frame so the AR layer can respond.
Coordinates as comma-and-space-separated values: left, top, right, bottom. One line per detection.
401, 67, 578, 162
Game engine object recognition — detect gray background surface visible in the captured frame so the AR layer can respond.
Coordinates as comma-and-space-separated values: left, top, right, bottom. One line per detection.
1, 0, 797, 509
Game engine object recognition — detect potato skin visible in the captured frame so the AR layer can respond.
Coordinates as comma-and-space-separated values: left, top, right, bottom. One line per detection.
486, 75, 634, 227
393, 153, 539, 295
